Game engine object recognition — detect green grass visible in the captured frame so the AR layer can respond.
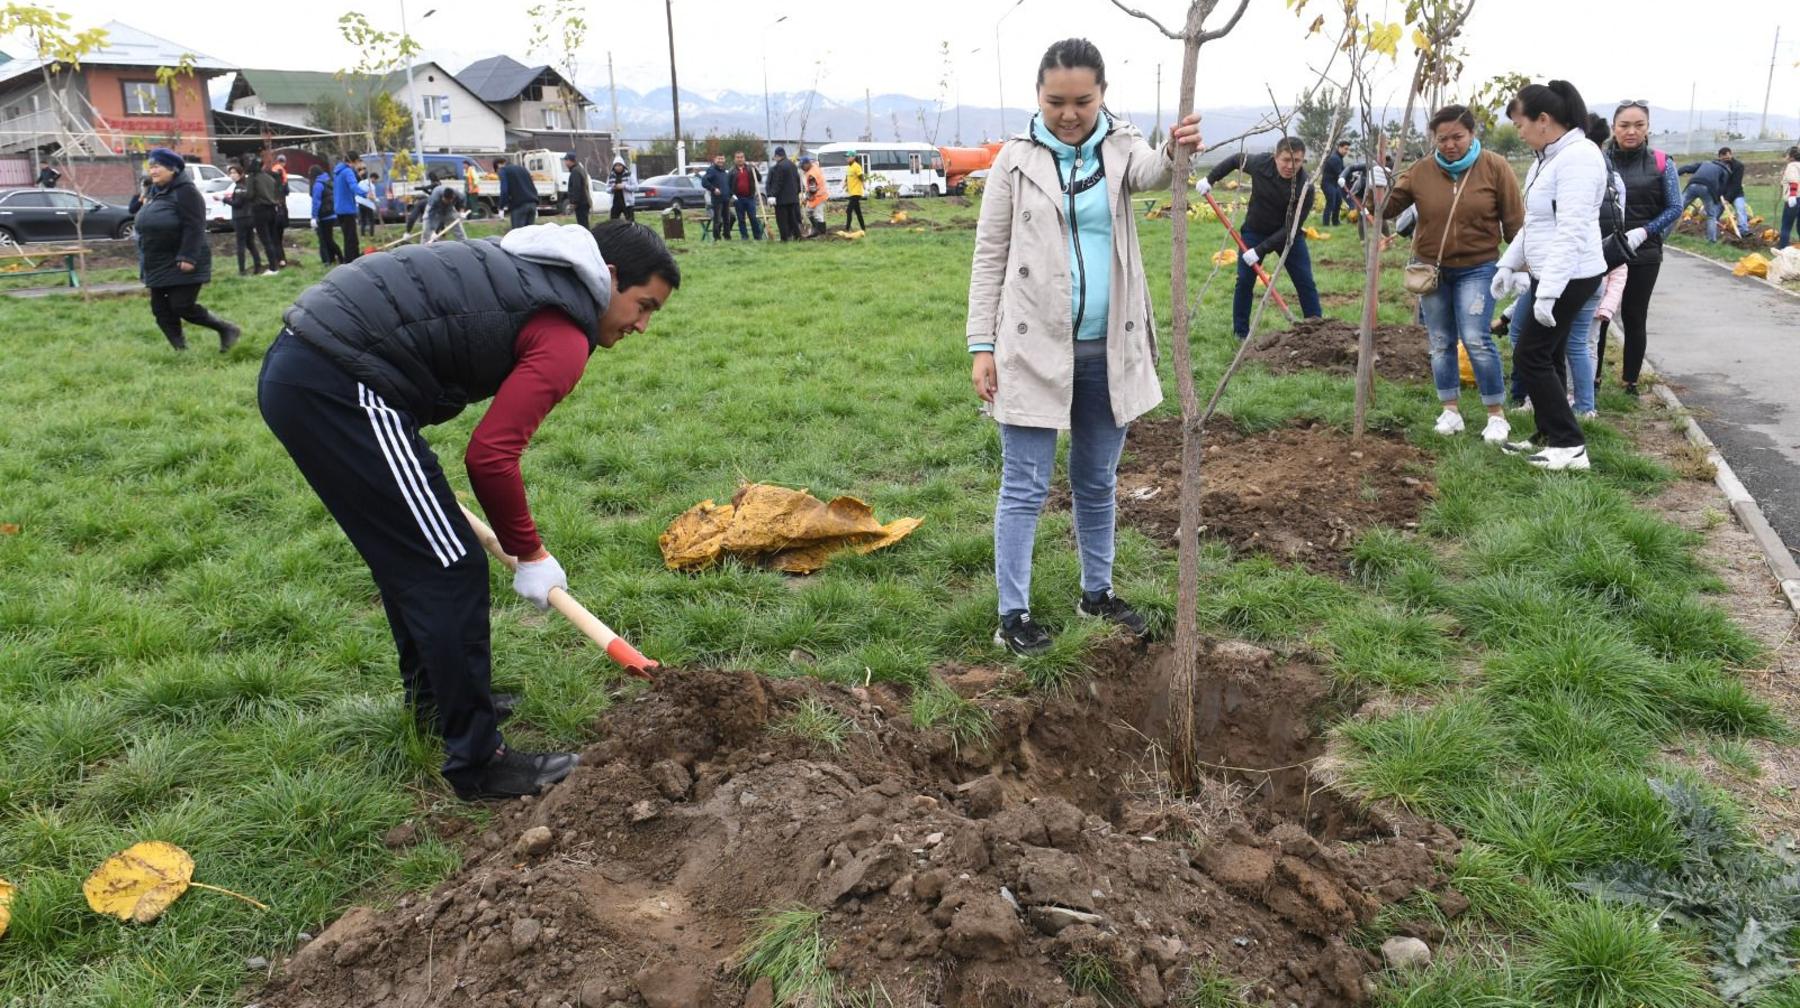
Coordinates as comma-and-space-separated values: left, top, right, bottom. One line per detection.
733, 905, 837, 1007
0, 193, 1782, 1005
771, 696, 858, 751
1525, 900, 1718, 1008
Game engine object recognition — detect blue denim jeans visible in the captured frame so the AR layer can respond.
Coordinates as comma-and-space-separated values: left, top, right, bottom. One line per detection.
1732, 196, 1751, 237
1418, 260, 1505, 406
1234, 228, 1324, 337
733, 195, 765, 239
1508, 286, 1601, 413
1782, 201, 1799, 249
1684, 183, 1720, 242
995, 350, 1128, 616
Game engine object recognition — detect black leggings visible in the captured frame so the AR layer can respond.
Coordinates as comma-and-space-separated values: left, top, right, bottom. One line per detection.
845, 195, 866, 231
1597, 259, 1661, 385
1515, 275, 1604, 448
147, 283, 218, 347
232, 217, 262, 273
252, 206, 284, 268
316, 217, 341, 264
339, 216, 361, 262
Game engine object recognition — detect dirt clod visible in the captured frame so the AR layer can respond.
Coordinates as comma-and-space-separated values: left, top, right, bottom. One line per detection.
1381, 935, 1432, 971
1246, 318, 1435, 382
254, 638, 1454, 1008
515, 826, 554, 858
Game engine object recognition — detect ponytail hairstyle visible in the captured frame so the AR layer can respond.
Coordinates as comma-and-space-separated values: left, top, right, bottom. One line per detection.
1515, 79, 1589, 131
1584, 114, 1610, 145
1036, 38, 1107, 91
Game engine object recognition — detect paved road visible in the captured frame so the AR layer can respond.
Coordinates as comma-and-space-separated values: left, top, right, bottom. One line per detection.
1646, 252, 1800, 553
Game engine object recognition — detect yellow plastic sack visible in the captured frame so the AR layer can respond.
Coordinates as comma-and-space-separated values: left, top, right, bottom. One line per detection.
1457, 343, 1476, 386
1211, 249, 1238, 266
1732, 253, 1770, 278
660, 483, 923, 574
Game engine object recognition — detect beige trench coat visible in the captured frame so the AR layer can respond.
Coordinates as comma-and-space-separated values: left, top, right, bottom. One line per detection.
966, 120, 1174, 429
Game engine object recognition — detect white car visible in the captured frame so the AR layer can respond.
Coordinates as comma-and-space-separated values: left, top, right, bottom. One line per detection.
201, 175, 313, 231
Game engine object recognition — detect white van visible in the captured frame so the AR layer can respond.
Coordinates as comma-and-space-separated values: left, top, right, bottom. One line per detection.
814, 142, 946, 199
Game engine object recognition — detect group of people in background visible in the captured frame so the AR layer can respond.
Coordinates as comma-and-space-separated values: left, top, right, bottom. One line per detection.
695, 146, 853, 243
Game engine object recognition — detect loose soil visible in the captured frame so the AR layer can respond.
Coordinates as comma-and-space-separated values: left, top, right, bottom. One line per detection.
254, 638, 1460, 1008
1050, 418, 1437, 573
1673, 215, 1776, 250
1245, 318, 1434, 384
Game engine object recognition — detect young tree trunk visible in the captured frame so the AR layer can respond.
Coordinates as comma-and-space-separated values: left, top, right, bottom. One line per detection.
1166, 36, 1204, 794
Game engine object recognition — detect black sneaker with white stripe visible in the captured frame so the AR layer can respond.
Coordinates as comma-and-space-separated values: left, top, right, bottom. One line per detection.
1076, 588, 1149, 636
994, 610, 1052, 656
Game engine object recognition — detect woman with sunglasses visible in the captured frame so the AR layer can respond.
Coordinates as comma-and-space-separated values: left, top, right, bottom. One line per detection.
1598, 100, 1680, 397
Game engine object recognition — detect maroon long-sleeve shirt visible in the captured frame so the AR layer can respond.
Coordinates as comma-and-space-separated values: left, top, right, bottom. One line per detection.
465, 307, 591, 557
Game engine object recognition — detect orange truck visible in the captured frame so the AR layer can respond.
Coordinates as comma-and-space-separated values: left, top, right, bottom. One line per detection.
937, 143, 1003, 194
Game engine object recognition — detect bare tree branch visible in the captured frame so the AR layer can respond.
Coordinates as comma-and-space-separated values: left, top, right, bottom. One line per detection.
1106, 0, 1184, 39
1196, 0, 1252, 43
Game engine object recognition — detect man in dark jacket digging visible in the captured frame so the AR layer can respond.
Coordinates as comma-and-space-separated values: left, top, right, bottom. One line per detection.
258, 221, 680, 801
1197, 137, 1324, 338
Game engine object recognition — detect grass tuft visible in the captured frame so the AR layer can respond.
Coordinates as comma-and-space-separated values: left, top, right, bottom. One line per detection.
771, 696, 859, 752
1526, 899, 1717, 1008
734, 905, 836, 1007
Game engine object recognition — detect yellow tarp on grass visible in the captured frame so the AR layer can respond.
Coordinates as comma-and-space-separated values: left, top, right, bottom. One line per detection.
659, 483, 923, 574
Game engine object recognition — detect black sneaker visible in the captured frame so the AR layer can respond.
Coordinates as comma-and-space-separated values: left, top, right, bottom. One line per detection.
1624, 382, 1639, 396
993, 611, 1052, 656
454, 747, 580, 801
413, 692, 520, 733
1076, 588, 1149, 636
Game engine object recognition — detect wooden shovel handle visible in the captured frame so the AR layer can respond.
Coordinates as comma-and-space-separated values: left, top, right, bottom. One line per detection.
458, 503, 657, 678
1204, 191, 1296, 321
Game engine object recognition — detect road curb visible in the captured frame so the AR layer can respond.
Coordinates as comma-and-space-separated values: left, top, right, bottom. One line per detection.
1644, 368, 1800, 615
1666, 245, 1800, 301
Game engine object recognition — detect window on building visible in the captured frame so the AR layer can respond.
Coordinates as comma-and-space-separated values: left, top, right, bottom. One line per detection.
121, 80, 173, 115
421, 94, 451, 122
543, 107, 560, 130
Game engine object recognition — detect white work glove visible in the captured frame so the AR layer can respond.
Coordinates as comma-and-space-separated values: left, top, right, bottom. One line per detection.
1490, 268, 1517, 302
1508, 270, 1533, 297
1194, 178, 1212, 197
1788, 195, 1797, 208
1241, 249, 1260, 267
513, 554, 568, 611
1625, 227, 1648, 251
1533, 298, 1557, 328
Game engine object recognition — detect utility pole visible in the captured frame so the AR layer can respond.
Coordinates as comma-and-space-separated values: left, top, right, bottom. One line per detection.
1759, 27, 1780, 140
607, 51, 620, 142
1155, 63, 1162, 139
865, 89, 873, 143
1685, 81, 1696, 156
664, 0, 684, 173
995, 0, 1025, 136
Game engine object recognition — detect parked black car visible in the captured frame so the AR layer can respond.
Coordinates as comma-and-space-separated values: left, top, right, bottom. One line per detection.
0, 188, 136, 245
630, 174, 708, 212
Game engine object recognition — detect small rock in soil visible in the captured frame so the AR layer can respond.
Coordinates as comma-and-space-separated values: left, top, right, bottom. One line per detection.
379, 822, 418, 849
1381, 936, 1432, 971
743, 976, 775, 1008
516, 826, 555, 858
629, 799, 660, 822
245, 956, 270, 971
633, 964, 714, 1008
512, 917, 544, 952
956, 774, 1005, 818
1028, 905, 1105, 935
646, 759, 692, 800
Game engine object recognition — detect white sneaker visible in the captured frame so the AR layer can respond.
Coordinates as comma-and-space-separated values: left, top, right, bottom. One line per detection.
1527, 445, 1591, 470
1481, 415, 1511, 444
1434, 409, 1466, 436
1578, 410, 1598, 421
259, 270, 278, 277
1512, 398, 1534, 414
1500, 440, 1537, 455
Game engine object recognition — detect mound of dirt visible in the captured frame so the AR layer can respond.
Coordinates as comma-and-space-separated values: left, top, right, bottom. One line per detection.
1052, 418, 1436, 573
1246, 318, 1434, 383
1673, 216, 1773, 250
254, 640, 1460, 1008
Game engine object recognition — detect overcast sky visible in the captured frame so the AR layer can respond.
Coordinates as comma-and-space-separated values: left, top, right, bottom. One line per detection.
25, 0, 1800, 132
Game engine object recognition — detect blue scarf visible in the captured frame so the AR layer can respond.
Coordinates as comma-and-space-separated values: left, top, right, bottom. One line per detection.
1435, 137, 1482, 179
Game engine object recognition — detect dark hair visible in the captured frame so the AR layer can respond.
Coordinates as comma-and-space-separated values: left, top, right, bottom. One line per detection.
305, 166, 323, 181
1336, 139, 1351, 148
1427, 104, 1476, 134
1585, 114, 1610, 145
1789, 146, 1800, 161
1036, 38, 1106, 90
344, 151, 361, 162
590, 221, 681, 292
1504, 96, 1522, 118
494, 156, 508, 167
1515, 80, 1588, 131
227, 164, 242, 176
1274, 136, 1305, 155
1718, 146, 1732, 156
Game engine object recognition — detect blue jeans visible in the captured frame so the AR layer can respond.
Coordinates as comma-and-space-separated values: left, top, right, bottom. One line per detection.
1508, 286, 1600, 413
1234, 228, 1323, 337
995, 350, 1128, 616
1781, 201, 1799, 249
1732, 196, 1751, 237
733, 195, 765, 239
1322, 182, 1344, 226
1418, 261, 1505, 406
1684, 183, 1720, 242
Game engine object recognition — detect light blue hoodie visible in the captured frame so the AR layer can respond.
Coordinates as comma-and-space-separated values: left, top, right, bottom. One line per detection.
1030, 110, 1112, 343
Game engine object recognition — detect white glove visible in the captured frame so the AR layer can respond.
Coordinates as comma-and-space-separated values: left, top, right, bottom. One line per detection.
1788, 195, 1797, 208
1625, 227, 1648, 251
1508, 270, 1533, 297
1194, 178, 1212, 197
1490, 268, 1516, 301
1533, 298, 1557, 328
513, 554, 568, 611
1241, 249, 1260, 267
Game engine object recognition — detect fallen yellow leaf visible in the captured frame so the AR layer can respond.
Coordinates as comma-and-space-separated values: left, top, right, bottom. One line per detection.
660, 483, 922, 574
84, 841, 265, 924
0, 522, 16, 535
0, 876, 15, 939
85, 841, 194, 923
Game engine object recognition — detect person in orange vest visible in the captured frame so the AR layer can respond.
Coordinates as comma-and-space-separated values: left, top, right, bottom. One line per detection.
463, 159, 483, 216
800, 154, 829, 238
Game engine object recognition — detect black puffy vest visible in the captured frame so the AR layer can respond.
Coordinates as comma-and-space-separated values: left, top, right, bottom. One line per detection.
1610, 144, 1671, 264
282, 239, 602, 425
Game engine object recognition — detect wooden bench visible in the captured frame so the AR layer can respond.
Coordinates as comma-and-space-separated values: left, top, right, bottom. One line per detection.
1132, 196, 1161, 218
0, 246, 87, 288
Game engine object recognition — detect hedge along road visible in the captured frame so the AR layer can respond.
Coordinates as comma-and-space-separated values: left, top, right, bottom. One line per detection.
1645, 251, 1800, 557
